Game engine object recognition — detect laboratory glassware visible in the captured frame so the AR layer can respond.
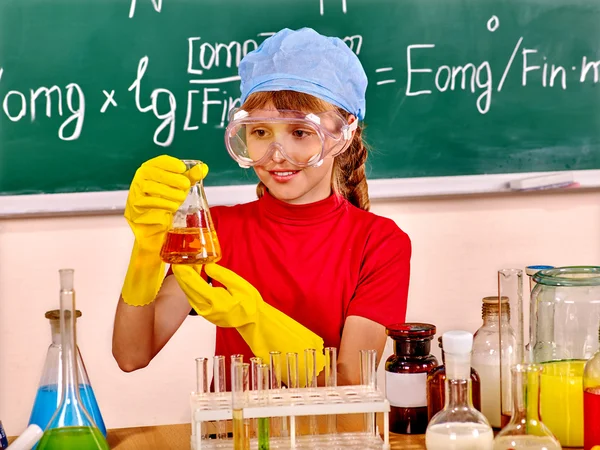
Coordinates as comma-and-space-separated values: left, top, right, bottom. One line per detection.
160, 159, 221, 265
530, 266, 600, 448
472, 295, 517, 428
493, 364, 560, 450
385, 323, 438, 434
28, 310, 106, 440
36, 269, 109, 450
427, 336, 481, 420
425, 330, 493, 450
584, 326, 600, 450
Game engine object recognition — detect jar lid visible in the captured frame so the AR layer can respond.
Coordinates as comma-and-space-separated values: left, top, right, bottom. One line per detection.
386, 323, 436, 339
526, 265, 554, 276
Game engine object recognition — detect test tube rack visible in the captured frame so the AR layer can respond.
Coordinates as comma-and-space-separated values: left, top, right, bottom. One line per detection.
190, 385, 390, 449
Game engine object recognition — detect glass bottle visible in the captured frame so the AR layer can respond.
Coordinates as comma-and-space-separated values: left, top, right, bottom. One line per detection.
530, 266, 600, 448
160, 159, 221, 265
384, 323, 438, 434
426, 331, 493, 450
493, 364, 560, 449
471, 296, 517, 428
427, 336, 482, 420
28, 310, 106, 441
36, 269, 110, 450
584, 327, 600, 450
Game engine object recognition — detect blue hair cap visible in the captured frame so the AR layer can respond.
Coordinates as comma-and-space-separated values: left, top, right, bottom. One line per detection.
239, 27, 368, 120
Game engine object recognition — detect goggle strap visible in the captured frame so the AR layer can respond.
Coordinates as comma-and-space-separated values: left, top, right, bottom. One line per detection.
233, 110, 249, 120
343, 120, 358, 140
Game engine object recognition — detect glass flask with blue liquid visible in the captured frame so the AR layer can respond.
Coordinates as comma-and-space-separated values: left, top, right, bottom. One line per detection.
28, 270, 107, 449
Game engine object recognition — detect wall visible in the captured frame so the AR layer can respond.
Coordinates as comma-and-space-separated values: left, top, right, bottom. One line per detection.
1, 188, 599, 435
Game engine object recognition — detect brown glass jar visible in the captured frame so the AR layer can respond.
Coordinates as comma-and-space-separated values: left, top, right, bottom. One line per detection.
385, 323, 438, 434
426, 336, 482, 420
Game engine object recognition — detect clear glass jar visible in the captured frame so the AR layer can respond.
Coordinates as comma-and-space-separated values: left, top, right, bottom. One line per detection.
584, 328, 600, 450
530, 266, 600, 448
472, 296, 517, 429
385, 323, 438, 434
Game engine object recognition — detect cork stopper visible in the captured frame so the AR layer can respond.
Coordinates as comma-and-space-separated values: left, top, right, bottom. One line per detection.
45, 309, 82, 320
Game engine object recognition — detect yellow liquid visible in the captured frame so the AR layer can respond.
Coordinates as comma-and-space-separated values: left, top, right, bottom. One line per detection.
233, 409, 246, 450
540, 360, 585, 448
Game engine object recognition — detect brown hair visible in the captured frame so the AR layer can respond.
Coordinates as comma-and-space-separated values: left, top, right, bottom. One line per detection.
241, 91, 370, 211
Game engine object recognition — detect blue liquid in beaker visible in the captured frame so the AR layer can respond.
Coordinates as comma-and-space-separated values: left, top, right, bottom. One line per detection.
29, 384, 106, 437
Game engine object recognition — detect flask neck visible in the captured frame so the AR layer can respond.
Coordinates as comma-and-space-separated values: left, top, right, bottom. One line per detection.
50, 319, 61, 345
58, 289, 82, 407
393, 338, 432, 357
509, 366, 543, 424
444, 379, 474, 409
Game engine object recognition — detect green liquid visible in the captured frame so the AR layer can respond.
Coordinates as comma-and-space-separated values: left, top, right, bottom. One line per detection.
258, 417, 270, 450
37, 426, 109, 450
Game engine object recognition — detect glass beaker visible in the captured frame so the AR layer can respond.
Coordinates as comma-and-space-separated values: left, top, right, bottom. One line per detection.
530, 266, 600, 448
160, 159, 221, 265
28, 310, 106, 442
493, 364, 560, 450
425, 331, 493, 450
36, 269, 109, 450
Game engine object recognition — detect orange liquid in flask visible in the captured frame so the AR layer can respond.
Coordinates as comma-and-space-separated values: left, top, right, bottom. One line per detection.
160, 227, 221, 265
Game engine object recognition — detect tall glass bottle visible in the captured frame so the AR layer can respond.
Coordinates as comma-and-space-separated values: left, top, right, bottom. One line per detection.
472, 296, 517, 428
28, 310, 106, 439
427, 336, 482, 420
426, 331, 493, 450
36, 269, 110, 450
493, 364, 560, 449
584, 327, 600, 450
384, 323, 438, 434
160, 159, 221, 265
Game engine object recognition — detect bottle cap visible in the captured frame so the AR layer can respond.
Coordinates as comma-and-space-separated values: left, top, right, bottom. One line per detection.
442, 330, 473, 355
482, 296, 509, 304
6, 424, 43, 450
526, 265, 554, 276
386, 323, 436, 339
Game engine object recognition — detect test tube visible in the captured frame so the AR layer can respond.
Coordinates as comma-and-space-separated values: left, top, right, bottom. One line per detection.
325, 347, 338, 434
360, 349, 377, 435
304, 348, 319, 436
286, 352, 299, 442
258, 363, 271, 450
213, 355, 227, 439
195, 357, 209, 440
242, 363, 250, 450
250, 357, 262, 439
231, 361, 247, 450
270, 351, 283, 437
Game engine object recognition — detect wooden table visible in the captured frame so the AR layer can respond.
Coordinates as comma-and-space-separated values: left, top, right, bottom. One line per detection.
104, 419, 426, 449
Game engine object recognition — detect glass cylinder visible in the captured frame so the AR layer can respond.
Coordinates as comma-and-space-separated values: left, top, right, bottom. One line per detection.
28, 310, 106, 441
426, 331, 493, 450
472, 295, 517, 428
530, 266, 600, 448
385, 323, 438, 434
427, 336, 482, 420
37, 270, 109, 450
493, 364, 560, 449
584, 328, 600, 450
159, 159, 221, 265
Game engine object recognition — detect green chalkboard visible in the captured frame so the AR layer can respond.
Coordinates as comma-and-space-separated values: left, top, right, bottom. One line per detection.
0, 0, 599, 196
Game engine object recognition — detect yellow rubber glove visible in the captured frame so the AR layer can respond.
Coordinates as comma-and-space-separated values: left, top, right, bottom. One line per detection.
122, 155, 208, 306
172, 263, 325, 387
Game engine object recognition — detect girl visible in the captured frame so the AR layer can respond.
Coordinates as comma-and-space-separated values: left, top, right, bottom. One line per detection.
112, 27, 411, 386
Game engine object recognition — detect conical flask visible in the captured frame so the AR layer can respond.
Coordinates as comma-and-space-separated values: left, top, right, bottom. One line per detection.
493, 364, 560, 449
36, 269, 109, 450
28, 309, 106, 439
160, 159, 221, 265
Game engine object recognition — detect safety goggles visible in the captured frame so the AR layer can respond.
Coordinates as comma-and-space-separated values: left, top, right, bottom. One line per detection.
224, 108, 357, 168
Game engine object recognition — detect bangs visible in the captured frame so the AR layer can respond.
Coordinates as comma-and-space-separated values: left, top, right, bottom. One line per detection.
241, 90, 338, 114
